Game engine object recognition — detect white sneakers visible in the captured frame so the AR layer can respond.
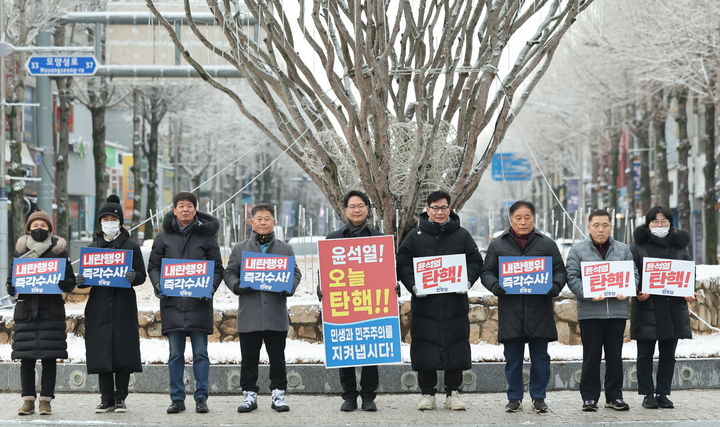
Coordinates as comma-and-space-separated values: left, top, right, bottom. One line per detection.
417, 392, 467, 411
417, 394, 437, 410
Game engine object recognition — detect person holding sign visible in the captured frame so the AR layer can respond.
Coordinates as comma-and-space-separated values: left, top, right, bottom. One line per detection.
4, 210, 76, 416
566, 209, 637, 412
76, 195, 147, 413
148, 192, 224, 415
321, 190, 385, 412
224, 203, 301, 413
481, 201, 566, 414
397, 190, 483, 411
630, 206, 693, 410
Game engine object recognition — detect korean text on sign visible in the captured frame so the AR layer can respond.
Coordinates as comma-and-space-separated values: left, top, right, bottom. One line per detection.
239, 251, 295, 293
12, 258, 66, 294
412, 254, 468, 295
160, 258, 214, 298
580, 260, 636, 298
79, 247, 133, 288
318, 235, 402, 368
641, 257, 695, 298
498, 256, 553, 295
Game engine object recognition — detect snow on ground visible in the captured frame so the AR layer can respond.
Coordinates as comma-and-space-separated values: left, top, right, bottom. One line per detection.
695, 265, 720, 282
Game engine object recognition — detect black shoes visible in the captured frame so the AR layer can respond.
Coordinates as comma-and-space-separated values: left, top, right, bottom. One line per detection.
340, 398, 358, 412
505, 399, 522, 413
167, 400, 186, 414
606, 399, 630, 411
195, 397, 209, 413
656, 395, 674, 408
95, 400, 116, 413
361, 397, 377, 412
582, 400, 598, 412
642, 395, 659, 409
532, 398, 548, 413
114, 399, 127, 413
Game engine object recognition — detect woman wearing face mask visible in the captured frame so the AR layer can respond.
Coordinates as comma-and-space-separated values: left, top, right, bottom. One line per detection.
5, 210, 76, 416
76, 195, 147, 413
630, 206, 693, 410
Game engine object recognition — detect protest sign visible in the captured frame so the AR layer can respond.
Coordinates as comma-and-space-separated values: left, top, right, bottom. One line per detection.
12, 258, 66, 294
641, 257, 695, 297
412, 254, 468, 295
499, 256, 553, 294
79, 247, 133, 288
581, 260, 636, 298
318, 235, 402, 368
239, 251, 295, 293
160, 259, 214, 298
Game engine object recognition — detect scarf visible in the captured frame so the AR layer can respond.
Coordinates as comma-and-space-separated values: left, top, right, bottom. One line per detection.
256, 232, 274, 244
21, 235, 53, 258
348, 221, 370, 237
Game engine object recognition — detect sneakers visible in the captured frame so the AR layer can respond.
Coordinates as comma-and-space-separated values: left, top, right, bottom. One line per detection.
114, 399, 127, 413
195, 397, 209, 413
606, 399, 630, 411
656, 394, 674, 408
340, 398, 358, 412
532, 398, 548, 413
237, 391, 258, 413
582, 400, 598, 412
95, 399, 116, 413
18, 396, 35, 416
642, 395, 659, 409
166, 400, 186, 414
443, 391, 466, 411
271, 389, 290, 412
505, 399, 522, 413
417, 394, 436, 410
361, 397, 377, 412
38, 396, 52, 415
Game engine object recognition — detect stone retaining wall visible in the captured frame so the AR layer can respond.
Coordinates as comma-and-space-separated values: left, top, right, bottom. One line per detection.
0, 279, 718, 345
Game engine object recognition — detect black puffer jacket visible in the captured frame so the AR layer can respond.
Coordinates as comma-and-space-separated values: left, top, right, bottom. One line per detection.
148, 211, 224, 335
8, 236, 75, 360
630, 226, 692, 341
82, 230, 147, 373
481, 229, 566, 343
396, 212, 483, 371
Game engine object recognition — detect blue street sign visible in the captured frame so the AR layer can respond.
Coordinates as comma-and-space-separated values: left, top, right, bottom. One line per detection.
26, 56, 98, 76
491, 153, 532, 181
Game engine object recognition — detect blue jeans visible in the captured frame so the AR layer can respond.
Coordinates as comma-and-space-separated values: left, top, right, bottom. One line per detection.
167, 331, 209, 402
503, 338, 550, 401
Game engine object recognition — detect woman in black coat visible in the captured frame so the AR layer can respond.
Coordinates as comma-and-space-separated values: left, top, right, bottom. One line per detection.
77, 195, 147, 414
5, 210, 75, 416
631, 206, 693, 410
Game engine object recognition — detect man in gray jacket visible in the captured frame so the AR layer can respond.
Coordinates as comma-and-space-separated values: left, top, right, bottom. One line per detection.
224, 203, 301, 413
566, 209, 638, 413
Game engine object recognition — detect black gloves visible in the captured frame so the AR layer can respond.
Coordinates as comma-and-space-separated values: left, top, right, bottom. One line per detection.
153, 282, 164, 298
125, 270, 136, 285
233, 283, 252, 295
547, 284, 561, 298
316, 284, 323, 302
58, 279, 75, 294
75, 273, 90, 289
490, 283, 506, 296
6, 281, 16, 296
395, 283, 401, 297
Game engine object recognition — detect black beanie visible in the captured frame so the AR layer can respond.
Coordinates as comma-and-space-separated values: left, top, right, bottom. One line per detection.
97, 194, 124, 225
173, 191, 198, 209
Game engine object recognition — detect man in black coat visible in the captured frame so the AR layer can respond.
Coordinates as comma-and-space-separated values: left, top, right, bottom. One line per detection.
397, 190, 483, 411
481, 201, 566, 414
148, 192, 224, 415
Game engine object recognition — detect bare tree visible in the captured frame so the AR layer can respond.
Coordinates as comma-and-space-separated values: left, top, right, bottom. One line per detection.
131, 88, 143, 240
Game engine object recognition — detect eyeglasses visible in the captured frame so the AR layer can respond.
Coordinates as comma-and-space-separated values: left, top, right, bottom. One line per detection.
650, 219, 670, 226
428, 205, 450, 212
346, 204, 367, 211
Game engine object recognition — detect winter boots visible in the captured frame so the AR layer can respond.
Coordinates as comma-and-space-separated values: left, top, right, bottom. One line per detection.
237, 391, 258, 413
38, 396, 52, 415
18, 396, 35, 415
271, 389, 290, 412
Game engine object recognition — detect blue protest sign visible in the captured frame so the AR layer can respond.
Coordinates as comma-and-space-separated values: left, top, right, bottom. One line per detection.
79, 247, 133, 288
491, 153, 532, 181
12, 258, 66, 294
26, 56, 98, 76
240, 251, 295, 293
499, 256, 553, 294
160, 259, 214, 298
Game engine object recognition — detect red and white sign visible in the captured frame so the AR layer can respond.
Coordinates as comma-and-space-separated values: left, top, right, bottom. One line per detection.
641, 257, 695, 297
580, 260, 636, 298
412, 254, 468, 295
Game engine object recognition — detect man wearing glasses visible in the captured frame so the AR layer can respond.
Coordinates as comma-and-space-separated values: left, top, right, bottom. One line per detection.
566, 209, 638, 412
396, 190, 483, 411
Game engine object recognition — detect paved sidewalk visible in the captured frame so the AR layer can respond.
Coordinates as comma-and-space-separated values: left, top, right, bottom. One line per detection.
0, 390, 718, 426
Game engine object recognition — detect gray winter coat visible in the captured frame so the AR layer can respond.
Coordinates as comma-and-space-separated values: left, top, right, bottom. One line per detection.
566, 237, 638, 320
224, 233, 301, 333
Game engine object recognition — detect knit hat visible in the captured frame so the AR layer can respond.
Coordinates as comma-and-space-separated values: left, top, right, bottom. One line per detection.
97, 194, 124, 225
25, 210, 53, 233
173, 191, 198, 208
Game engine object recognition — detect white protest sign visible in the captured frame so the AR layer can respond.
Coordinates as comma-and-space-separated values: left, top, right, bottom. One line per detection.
581, 260, 636, 298
413, 254, 468, 295
641, 257, 695, 298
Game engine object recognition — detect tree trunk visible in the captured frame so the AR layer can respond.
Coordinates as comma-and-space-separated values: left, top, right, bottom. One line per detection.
53, 26, 71, 240
637, 98, 652, 212
7, 55, 26, 244
131, 88, 143, 241
653, 89, 670, 208
704, 99, 717, 264
676, 87, 691, 230
90, 104, 108, 215
144, 114, 160, 240
607, 110, 619, 213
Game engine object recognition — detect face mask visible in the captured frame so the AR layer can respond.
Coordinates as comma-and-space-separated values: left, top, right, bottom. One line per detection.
651, 227, 670, 238
30, 228, 49, 242
101, 220, 121, 236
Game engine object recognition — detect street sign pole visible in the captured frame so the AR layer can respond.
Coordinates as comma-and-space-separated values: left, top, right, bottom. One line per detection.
36, 30, 53, 214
